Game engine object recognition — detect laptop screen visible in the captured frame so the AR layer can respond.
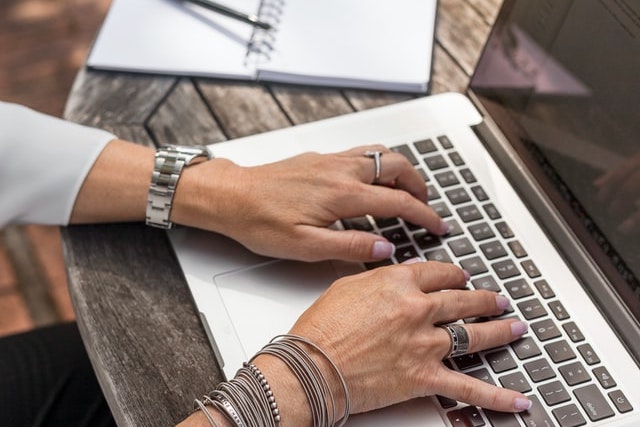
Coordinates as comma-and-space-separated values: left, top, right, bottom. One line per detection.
468, 0, 640, 320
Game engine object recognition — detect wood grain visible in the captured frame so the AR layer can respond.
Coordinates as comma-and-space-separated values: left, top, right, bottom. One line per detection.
62, 1, 499, 425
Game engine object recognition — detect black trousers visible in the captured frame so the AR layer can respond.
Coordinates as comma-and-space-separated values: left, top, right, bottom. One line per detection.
0, 322, 117, 427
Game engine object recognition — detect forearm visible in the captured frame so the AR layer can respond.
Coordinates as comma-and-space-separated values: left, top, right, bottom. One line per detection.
70, 139, 154, 223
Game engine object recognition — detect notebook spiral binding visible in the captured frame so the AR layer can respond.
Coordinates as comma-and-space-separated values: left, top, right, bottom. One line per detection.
245, 0, 285, 66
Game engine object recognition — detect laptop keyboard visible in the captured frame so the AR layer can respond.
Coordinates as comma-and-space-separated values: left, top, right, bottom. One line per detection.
340, 134, 634, 427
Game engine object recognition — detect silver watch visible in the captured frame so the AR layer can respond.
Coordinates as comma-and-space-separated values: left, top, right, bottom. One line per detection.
146, 145, 212, 229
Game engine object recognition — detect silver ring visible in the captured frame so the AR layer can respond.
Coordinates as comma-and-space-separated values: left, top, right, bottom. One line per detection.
364, 150, 383, 184
439, 324, 470, 358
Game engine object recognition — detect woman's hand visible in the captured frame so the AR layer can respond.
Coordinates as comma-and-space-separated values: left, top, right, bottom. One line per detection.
248, 261, 530, 426
173, 145, 447, 262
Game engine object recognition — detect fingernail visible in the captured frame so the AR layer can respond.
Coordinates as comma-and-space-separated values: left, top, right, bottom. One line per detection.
439, 221, 451, 235
372, 241, 395, 259
496, 295, 510, 311
402, 257, 422, 265
463, 269, 471, 282
511, 321, 529, 337
514, 397, 533, 411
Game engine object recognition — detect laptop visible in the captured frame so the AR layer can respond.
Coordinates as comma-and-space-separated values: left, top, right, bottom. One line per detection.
168, 1, 640, 426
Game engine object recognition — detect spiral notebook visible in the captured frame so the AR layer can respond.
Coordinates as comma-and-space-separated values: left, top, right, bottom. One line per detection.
87, 0, 437, 93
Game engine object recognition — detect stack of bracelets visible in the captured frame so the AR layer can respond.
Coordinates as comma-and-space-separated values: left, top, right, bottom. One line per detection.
194, 334, 350, 427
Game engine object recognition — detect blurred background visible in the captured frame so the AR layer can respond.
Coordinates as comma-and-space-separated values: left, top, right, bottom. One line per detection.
0, 0, 111, 337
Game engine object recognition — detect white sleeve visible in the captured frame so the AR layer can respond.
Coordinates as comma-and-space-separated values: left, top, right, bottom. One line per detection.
0, 102, 116, 227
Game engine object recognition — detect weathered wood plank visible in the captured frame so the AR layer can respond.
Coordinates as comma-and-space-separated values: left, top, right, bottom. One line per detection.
436, 0, 494, 76
343, 90, 415, 112
62, 224, 221, 427
466, 0, 503, 25
270, 85, 353, 124
147, 79, 227, 147
430, 44, 472, 94
195, 80, 291, 139
65, 68, 176, 127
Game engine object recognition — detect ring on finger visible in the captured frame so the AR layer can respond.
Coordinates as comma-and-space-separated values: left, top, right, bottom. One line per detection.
439, 323, 470, 358
364, 150, 383, 184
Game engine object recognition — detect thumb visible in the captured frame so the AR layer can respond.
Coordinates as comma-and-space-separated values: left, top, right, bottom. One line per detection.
303, 227, 396, 262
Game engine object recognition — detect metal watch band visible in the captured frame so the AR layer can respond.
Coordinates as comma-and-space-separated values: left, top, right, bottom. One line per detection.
146, 145, 211, 229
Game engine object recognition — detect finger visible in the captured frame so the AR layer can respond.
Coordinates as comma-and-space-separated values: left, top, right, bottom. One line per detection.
435, 319, 528, 360
359, 151, 429, 202
434, 368, 532, 412
297, 226, 396, 262
342, 184, 448, 235
427, 289, 510, 323
409, 261, 469, 293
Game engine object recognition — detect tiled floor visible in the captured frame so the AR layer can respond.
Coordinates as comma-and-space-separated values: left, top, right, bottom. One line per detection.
0, 0, 112, 337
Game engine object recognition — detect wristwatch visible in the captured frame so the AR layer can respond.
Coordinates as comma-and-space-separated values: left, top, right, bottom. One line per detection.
146, 145, 212, 229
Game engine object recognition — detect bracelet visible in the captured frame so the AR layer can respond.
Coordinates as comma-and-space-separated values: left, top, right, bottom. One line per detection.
194, 334, 349, 427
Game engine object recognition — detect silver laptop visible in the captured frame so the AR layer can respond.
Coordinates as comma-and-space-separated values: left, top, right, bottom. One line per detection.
169, 1, 640, 426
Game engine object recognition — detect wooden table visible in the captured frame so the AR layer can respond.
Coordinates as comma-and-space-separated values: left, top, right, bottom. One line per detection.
62, 1, 501, 426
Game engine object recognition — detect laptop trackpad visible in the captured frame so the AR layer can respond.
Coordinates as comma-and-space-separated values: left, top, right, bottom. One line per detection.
214, 259, 360, 359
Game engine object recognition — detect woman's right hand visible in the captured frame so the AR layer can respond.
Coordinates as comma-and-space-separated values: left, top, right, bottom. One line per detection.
252, 260, 531, 426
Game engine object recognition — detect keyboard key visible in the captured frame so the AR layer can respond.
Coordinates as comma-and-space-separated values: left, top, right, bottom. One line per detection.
435, 170, 460, 187
574, 384, 615, 421
394, 246, 419, 263
382, 227, 410, 245
341, 216, 373, 231
448, 237, 476, 257
424, 154, 448, 170
577, 343, 600, 365
427, 184, 441, 201
453, 352, 483, 370
483, 203, 501, 219
484, 409, 521, 427
524, 358, 556, 382
430, 201, 452, 218
551, 403, 586, 427
457, 205, 483, 223
468, 222, 495, 241
373, 217, 399, 228
538, 380, 571, 405
520, 395, 555, 427
608, 389, 633, 413
499, 372, 531, 392
444, 219, 464, 237
470, 185, 489, 201
559, 361, 590, 386
486, 349, 517, 373
437, 135, 454, 149
507, 240, 527, 258
492, 259, 520, 279
548, 300, 570, 320
436, 394, 457, 409
446, 188, 472, 205
562, 322, 585, 342
460, 256, 488, 276
413, 138, 437, 154
592, 366, 616, 389
424, 248, 452, 263
534, 279, 555, 299
511, 337, 541, 360
391, 144, 418, 165
467, 368, 496, 385
531, 318, 561, 341
505, 279, 534, 299
364, 259, 393, 270
459, 168, 477, 183
479, 240, 507, 260
471, 275, 501, 292
521, 259, 541, 278
461, 406, 485, 427
447, 409, 470, 427
517, 298, 547, 320
414, 231, 441, 249
495, 221, 514, 238
545, 340, 576, 363
448, 151, 465, 166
